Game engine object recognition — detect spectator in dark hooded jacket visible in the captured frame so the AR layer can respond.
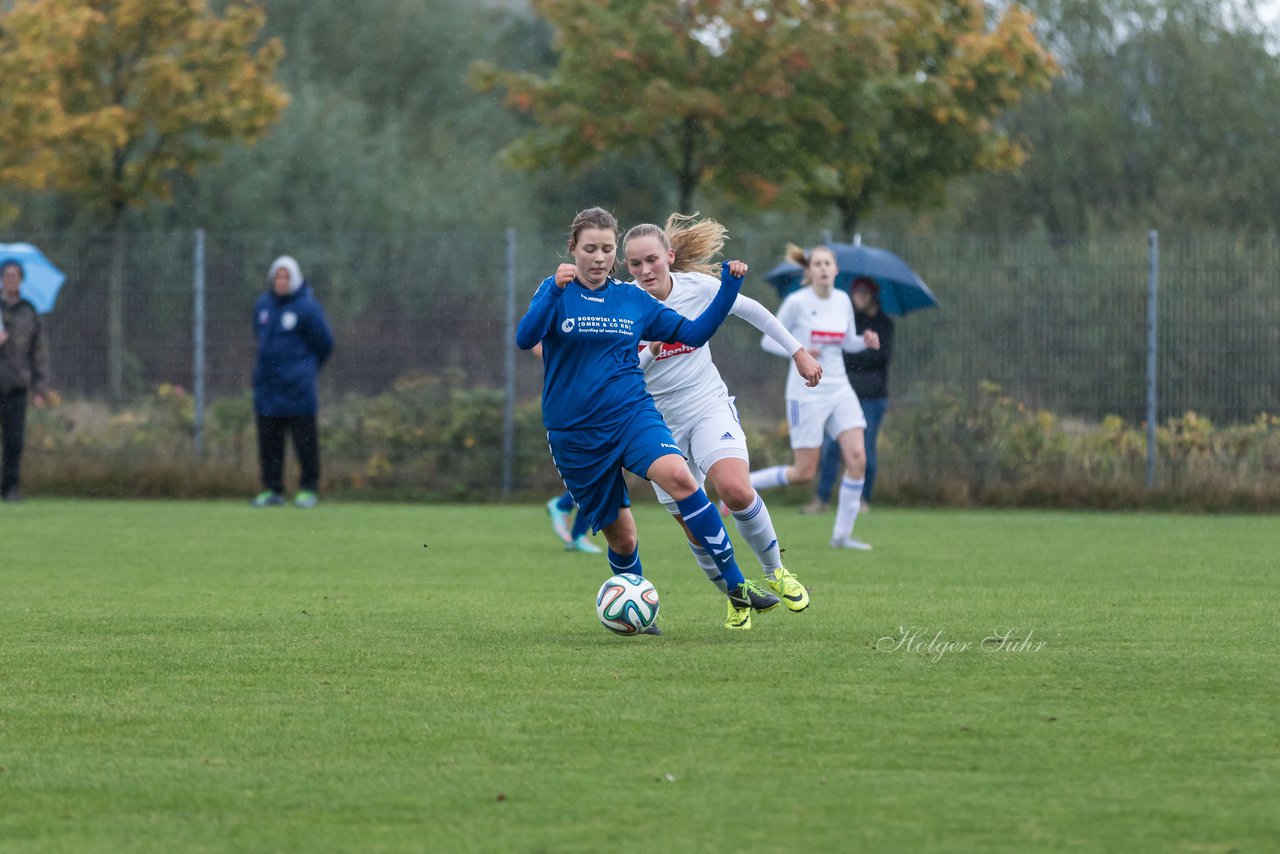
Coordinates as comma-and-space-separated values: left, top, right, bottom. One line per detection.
251, 255, 333, 508
0, 259, 51, 502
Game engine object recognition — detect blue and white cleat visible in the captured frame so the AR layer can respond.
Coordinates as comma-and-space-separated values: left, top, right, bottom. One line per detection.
567, 535, 603, 554
546, 497, 572, 544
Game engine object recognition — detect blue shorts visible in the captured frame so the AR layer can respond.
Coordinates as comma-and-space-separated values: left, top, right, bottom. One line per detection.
548, 407, 684, 535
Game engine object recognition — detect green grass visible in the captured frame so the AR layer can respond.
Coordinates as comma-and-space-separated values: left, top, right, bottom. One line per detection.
1, 500, 1276, 853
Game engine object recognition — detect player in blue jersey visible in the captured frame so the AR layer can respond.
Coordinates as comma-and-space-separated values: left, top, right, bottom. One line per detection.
516, 207, 781, 631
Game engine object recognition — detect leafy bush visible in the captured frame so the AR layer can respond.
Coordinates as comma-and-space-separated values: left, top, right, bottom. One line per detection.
869, 383, 1280, 510
19, 380, 1280, 509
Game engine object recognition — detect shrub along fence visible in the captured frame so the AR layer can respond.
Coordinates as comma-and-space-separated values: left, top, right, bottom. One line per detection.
23, 379, 1280, 510
9, 228, 1280, 507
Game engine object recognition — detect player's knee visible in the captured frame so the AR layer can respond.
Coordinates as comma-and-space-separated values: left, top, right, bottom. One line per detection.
605, 529, 638, 554
791, 461, 817, 483
844, 450, 867, 479
662, 470, 699, 502
719, 480, 756, 511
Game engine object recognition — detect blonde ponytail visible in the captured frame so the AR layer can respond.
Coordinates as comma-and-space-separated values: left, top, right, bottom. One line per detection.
665, 213, 727, 277
622, 212, 729, 279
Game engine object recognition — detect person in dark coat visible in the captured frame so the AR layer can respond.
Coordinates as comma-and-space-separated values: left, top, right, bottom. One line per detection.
803, 277, 894, 515
251, 255, 333, 508
0, 259, 51, 502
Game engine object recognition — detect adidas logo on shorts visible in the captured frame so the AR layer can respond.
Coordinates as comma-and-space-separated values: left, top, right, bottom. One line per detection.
720, 432, 735, 441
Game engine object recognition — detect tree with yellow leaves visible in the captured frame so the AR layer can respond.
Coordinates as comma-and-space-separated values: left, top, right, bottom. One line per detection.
0, 0, 288, 396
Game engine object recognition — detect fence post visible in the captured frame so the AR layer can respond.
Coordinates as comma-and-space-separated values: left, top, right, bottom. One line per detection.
108, 230, 127, 399
1146, 230, 1158, 488
502, 228, 517, 497
193, 228, 207, 456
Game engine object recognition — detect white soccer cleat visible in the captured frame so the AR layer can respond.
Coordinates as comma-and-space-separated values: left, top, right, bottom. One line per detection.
830, 536, 873, 551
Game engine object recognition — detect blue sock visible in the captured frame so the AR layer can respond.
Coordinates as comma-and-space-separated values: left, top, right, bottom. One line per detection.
570, 511, 590, 541
608, 546, 642, 577
556, 491, 575, 512
675, 489, 745, 589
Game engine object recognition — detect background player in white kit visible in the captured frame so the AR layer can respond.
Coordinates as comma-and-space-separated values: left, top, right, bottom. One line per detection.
624, 214, 823, 630
750, 244, 881, 551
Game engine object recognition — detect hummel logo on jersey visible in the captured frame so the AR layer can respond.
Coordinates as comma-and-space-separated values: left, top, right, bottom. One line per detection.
720, 432, 735, 441
580, 294, 604, 303
561, 318, 575, 333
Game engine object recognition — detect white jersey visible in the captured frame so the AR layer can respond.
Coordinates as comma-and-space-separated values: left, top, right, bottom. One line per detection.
765, 286, 863, 400
638, 271, 802, 428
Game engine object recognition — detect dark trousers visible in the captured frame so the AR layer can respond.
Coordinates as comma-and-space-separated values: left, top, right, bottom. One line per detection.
256, 414, 320, 493
0, 388, 27, 493
815, 396, 889, 503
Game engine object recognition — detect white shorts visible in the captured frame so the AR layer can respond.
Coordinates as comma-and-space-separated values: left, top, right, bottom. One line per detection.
786, 387, 866, 449
651, 397, 749, 506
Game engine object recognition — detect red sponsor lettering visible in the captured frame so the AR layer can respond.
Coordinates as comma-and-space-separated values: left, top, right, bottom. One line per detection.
810, 330, 845, 345
653, 342, 698, 360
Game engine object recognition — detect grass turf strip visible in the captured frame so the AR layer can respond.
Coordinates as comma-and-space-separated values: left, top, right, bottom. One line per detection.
1, 500, 1276, 852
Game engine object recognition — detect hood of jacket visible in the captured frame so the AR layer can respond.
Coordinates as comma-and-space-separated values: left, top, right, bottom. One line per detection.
268, 255, 304, 295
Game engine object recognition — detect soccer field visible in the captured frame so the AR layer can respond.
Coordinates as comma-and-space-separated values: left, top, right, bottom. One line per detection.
1, 500, 1275, 852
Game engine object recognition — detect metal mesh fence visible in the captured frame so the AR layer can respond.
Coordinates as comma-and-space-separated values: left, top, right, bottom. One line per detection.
11, 228, 1280, 496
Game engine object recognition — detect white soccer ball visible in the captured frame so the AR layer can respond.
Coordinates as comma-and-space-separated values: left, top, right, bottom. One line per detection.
595, 573, 660, 635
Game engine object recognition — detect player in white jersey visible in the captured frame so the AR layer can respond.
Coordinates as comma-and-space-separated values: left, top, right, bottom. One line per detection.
749, 244, 881, 550
624, 214, 823, 630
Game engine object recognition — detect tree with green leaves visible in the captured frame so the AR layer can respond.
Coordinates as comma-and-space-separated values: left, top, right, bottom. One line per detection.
762, 1, 1059, 238
952, 0, 1280, 235
167, 0, 561, 233
472, 0, 794, 214
473, 0, 1057, 237
0, 0, 287, 396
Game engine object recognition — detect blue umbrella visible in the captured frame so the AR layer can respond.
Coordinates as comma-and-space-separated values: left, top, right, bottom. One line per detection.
764, 260, 806, 298
764, 242, 938, 316
0, 243, 66, 313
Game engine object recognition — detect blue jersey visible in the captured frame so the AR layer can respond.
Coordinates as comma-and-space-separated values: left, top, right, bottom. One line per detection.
517, 263, 744, 431
518, 277, 685, 430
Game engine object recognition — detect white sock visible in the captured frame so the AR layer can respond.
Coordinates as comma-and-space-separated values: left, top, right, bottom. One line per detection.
832, 476, 865, 541
749, 465, 789, 491
729, 492, 782, 576
688, 542, 728, 594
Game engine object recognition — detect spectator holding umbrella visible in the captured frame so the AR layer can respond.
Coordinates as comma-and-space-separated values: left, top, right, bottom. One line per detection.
0, 259, 51, 502
251, 255, 333, 508
802, 277, 894, 515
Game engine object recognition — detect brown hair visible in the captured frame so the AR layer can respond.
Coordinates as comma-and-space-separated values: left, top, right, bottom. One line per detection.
568, 207, 619, 245
785, 243, 836, 283
623, 212, 727, 278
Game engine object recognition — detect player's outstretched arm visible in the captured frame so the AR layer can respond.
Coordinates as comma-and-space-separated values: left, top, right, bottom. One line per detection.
731, 294, 819, 386
673, 260, 746, 347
